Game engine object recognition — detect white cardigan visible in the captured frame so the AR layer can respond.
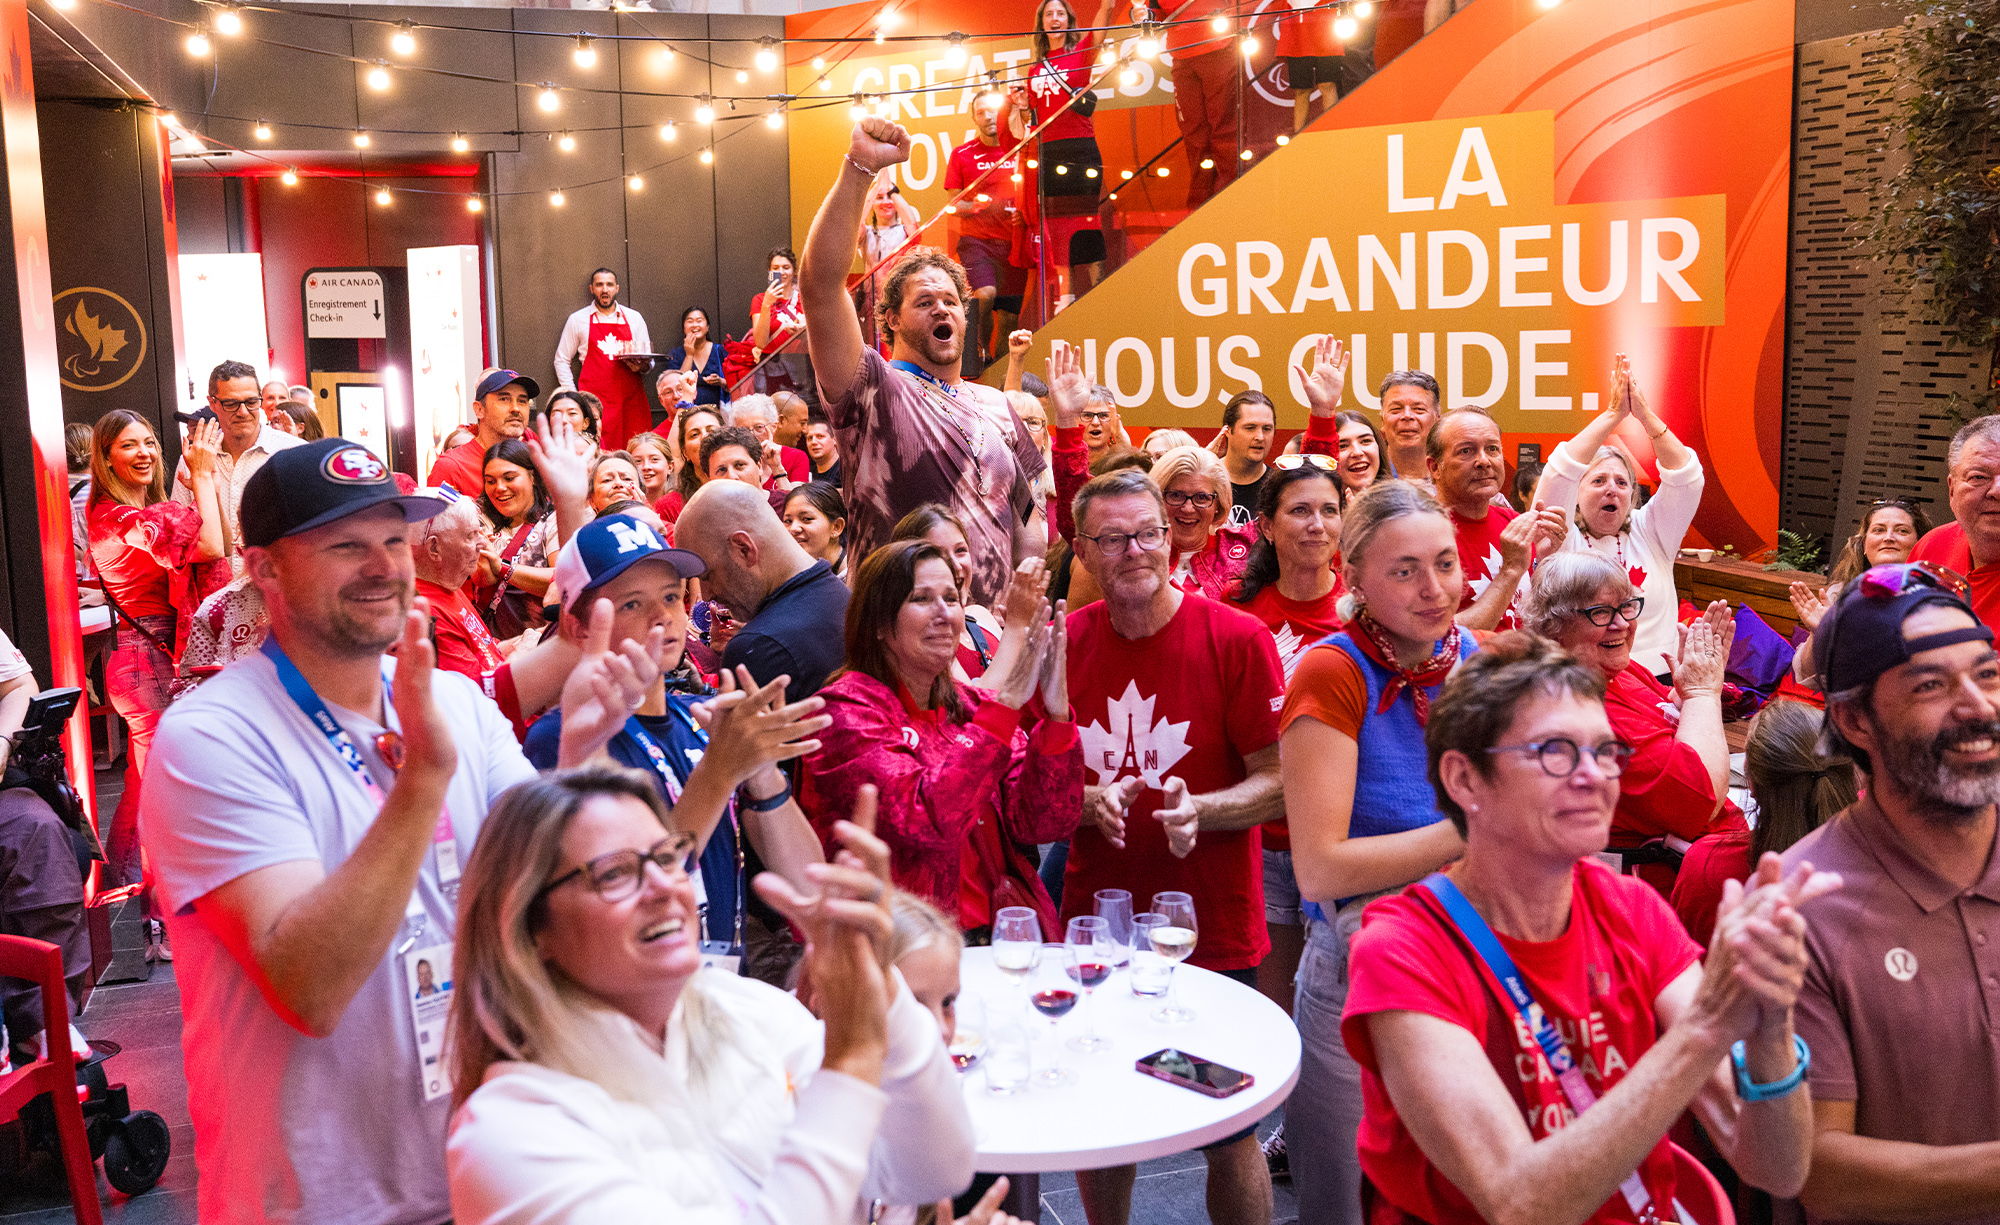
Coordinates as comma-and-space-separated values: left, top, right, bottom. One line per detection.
447, 970, 974, 1225
1536, 447, 1705, 678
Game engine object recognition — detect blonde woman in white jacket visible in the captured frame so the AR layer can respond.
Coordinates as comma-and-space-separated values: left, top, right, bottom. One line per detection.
446, 768, 974, 1224
1533, 354, 1706, 680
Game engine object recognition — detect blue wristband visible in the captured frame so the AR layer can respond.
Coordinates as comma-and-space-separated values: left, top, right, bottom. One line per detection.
1731, 1035, 1810, 1102
739, 780, 792, 813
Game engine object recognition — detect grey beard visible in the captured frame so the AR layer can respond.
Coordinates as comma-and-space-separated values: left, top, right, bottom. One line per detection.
1881, 719, 2000, 821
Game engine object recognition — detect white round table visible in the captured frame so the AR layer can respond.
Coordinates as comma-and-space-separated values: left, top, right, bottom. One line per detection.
957, 946, 1302, 1173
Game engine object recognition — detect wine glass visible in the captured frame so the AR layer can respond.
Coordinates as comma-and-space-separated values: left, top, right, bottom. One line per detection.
1129, 912, 1172, 998
992, 906, 1042, 997
948, 993, 987, 1072
1093, 888, 1135, 966
1030, 943, 1078, 1086
1064, 916, 1116, 1053
1149, 891, 1199, 1023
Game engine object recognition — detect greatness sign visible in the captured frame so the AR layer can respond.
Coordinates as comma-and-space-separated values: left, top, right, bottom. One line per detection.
1030, 110, 1724, 423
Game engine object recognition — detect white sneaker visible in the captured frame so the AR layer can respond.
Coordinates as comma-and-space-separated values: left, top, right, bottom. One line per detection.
27, 1023, 90, 1064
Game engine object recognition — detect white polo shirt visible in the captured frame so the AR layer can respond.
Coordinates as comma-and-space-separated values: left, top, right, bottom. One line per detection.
141, 650, 535, 1225
173, 423, 306, 564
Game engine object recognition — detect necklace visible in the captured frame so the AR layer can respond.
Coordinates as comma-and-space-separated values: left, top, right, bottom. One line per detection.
893, 360, 992, 498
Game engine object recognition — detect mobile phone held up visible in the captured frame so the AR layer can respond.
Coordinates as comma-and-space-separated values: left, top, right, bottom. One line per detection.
1136, 1048, 1253, 1099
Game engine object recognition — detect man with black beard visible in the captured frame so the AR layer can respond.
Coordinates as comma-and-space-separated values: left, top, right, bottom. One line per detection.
1785, 564, 2000, 1223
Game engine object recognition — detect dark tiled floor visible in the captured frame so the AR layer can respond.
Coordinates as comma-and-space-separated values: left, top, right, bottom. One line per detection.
0, 766, 1300, 1225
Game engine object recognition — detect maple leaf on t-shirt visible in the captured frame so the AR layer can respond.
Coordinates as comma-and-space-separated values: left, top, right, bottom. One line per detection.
1080, 680, 1193, 788
1272, 622, 1308, 682
1466, 541, 1506, 601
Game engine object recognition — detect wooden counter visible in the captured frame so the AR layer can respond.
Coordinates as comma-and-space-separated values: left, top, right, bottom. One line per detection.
1672, 556, 1830, 641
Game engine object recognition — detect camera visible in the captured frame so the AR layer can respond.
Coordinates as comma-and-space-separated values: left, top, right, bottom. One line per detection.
4, 687, 97, 860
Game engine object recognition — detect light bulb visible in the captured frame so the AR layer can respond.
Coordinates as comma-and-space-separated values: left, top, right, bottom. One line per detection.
873, 28, 885, 43
944, 33, 967, 68
466, 196, 483, 212
1098, 48, 1114, 66
253, 119, 272, 140
1276, 133, 1290, 145
1119, 66, 1138, 87
1086, 167, 1098, 178
214, 6, 242, 35
391, 21, 416, 55
695, 96, 714, 123
353, 130, 370, 147
658, 44, 674, 66
1211, 13, 1228, 31
367, 61, 390, 91
1200, 157, 1214, 169
849, 95, 866, 121
557, 131, 576, 152
281, 168, 298, 186
1334, 15, 1357, 39
660, 121, 677, 141
48, 0, 74, 10
1241, 34, 1259, 55
819, 78, 833, 90
699, 148, 714, 165
1121, 169, 1133, 179
1109, 192, 1119, 201
629, 175, 644, 191
765, 110, 784, 130
735, 69, 749, 83
1055, 163, 1068, 175
755, 39, 778, 72
538, 86, 559, 112
1011, 172, 1023, 183
1156, 165, 1170, 177
1241, 148, 1254, 160
1136, 26, 1159, 58
811, 56, 826, 70
375, 188, 391, 205
550, 190, 565, 207
451, 132, 469, 153
185, 29, 210, 57
1355, 1, 1373, 14
573, 35, 596, 68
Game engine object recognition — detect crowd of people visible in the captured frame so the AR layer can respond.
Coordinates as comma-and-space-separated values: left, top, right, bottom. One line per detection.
1, 108, 1996, 1225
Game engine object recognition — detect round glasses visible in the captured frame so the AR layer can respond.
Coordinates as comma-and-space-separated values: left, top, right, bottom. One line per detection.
1578, 597, 1644, 627
539, 832, 697, 903
1484, 737, 1633, 779
1162, 489, 1217, 509
1077, 524, 1169, 557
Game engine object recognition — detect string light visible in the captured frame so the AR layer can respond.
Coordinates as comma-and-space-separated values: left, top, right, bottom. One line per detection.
1241, 148, 1254, 160
367, 60, 390, 90
1211, 13, 1229, 31
391, 19, 416, 55
1119, 66, 1139, 87
1055, 164, 1068, 175
735, 69, 749, 83
451, 132, 469, 152
1240, 33, 1259, 55
353, 129, 370, 147
466, 197, 483, 212
1156, 166, 1170, 177
215, 5, 243, 36
1334, 15, 1358, 39
550, 190, 565, 206
1027, 158, 1038, 169
1200, 157, 1214, 169
820, 78, 833, 91
1098, 48, 1115, 66
557, 131, 576, 152
659, 120, 677, 141
699, 147, 714, 164
811, 56, 826, 71
1136, 23, 1159, 58
657, 44, 675, 67
1121, 169, 1134, 179
695, 94, 715, 123
765, 110, 784, 130
849, 94, 867, 121
538, 85, 560, 112
629, 174, 644, 191
1011, 172, 1023, 182
1356, 1, 1373, 13
755, 37, 779, 72
573, 35, 596, 68
280, 167, 298, 186
944, 32, 967, 68
185, 28, 211, 57
375, 187, 392, 205
1086, 167, 1098, 177
253, 119, 272, 140
1276, 133, 1291, 145
873, 28, 885, 43
49, 0, 75, 10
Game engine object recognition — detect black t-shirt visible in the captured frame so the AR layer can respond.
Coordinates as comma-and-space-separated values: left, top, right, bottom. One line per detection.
1230, 469, 1268, 527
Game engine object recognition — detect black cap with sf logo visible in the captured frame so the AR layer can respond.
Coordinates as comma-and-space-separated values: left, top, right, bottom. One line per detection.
241, 439, 450, 548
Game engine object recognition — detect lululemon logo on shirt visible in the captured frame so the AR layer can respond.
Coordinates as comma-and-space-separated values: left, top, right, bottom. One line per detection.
324, 447, 386, 484
605, 519, 664, 555
901, 726, 920, 750
1884, 948, 1919, 982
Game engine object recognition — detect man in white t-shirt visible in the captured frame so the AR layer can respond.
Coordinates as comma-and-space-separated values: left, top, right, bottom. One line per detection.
141, 439, 653, 1225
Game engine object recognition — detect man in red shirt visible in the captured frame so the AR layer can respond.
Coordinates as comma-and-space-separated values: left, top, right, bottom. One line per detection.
943, 92, 1025, 369
1062, 452, 1284, 1225
1910, 414, 2000, 631
1428, 407, 1561, 631
425, 369, 539, 498
1149, 0, 1246, 209
409, 487, 509, 686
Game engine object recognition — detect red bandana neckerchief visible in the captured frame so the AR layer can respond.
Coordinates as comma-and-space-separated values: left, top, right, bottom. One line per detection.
1350, 609, 1462, 726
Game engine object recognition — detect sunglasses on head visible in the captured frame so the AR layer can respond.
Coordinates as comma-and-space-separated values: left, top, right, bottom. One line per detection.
1856, 561, 1969, 603
1272, 453, 1338, 473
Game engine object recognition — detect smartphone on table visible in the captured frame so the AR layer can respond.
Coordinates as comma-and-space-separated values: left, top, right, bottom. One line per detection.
1136, 1048, 1253, 1098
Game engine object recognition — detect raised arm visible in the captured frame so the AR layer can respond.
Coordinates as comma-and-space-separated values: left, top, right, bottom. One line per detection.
802, 119, 912, 406
1620, 355, 1694, 474
182, 419, 227, 562
1671, 600, 1733, 802
1294, 334, 1348, 456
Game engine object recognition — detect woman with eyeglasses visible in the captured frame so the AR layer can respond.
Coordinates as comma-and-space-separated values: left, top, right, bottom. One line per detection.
1524, 551, 1747, 871
1149, 444, 1256, 601
1530, 355, 1705, 680
445, 768, 975, 1223
1341, 633, 1834, 1225
1277, 479, 1481, 1218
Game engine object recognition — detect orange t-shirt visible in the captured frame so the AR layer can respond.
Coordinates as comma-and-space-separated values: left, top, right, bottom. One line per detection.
1279, 641, 1369, 739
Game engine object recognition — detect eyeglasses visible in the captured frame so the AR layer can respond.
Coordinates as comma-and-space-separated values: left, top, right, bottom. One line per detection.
1162, 489, 1217, 508
1485, 737, 1633, 779
1079, 410, 1113, 424
538, 832, 698, 903
1077, 524, 1169, 557
1578, 597, 1644, 627
1272, 453, 1338, 473
214, 397, 261, 412
1857, 561, 1969, 603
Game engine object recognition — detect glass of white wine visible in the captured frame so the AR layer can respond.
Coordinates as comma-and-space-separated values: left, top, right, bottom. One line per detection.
1149, 891, 1199, 1023
992, 906, 1042, 997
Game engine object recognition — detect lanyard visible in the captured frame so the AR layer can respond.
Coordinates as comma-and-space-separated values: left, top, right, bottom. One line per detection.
890, 359, 966, 402
625, 709, 744, 950
261, 638, 460, 902
1419, 873, 1663, 1225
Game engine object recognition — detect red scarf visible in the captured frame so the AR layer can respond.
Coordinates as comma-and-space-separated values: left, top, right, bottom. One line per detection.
1349, 609, 1462, 726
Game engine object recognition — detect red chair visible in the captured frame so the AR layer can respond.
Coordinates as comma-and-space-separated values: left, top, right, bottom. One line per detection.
0, 935, 102, 1225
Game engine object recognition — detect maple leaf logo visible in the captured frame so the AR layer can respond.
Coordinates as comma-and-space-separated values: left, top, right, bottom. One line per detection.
1079, 681, 1193, 787
1629, 565, 1648, 591
1272, 622, 1309, 682
62, 299, 127, 379
1466, 541, 1505, 602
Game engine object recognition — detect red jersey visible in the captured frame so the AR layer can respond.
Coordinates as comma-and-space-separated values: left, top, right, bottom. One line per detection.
1602, 662, 1748, 846
1062, 595, 1284, 970
1451, 503, 1523, 630
1911, 521, 2000, 633
416, 579, 506, 684
1275, 3, 1341, 57
944, 137, 1021, 243
1027, 36, 1098, 144
1342, 862, 1703, 1225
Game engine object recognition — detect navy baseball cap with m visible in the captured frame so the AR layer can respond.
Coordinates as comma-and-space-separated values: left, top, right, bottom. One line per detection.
241, 440, 450, 547
553, 513, 706, 616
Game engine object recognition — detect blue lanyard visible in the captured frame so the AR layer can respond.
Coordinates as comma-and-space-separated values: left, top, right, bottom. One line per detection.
261, 637, 392, 805
890, 359, 963, 402
1419, 872, 1661, 1222
625, 708, 744, 949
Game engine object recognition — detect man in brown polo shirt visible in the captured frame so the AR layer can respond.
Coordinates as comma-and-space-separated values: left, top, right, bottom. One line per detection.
1786, 563, 2000, 1223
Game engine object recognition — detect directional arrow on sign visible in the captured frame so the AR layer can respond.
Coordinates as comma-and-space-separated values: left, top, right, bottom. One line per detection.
373, 299, 382, 321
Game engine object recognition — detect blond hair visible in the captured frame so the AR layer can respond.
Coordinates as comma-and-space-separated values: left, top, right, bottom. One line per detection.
1149, 444, 1233, 524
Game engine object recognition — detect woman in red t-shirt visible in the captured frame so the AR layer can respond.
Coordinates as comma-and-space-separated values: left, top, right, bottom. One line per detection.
1227, 461, 1344, 1016
1522, 552, 1747, 895
1149, 444, 1254, 600
750, 244, 815, 408
1341, 633, 1835, 1225
86, 409, 227, 960
1008, 0, 1110, 309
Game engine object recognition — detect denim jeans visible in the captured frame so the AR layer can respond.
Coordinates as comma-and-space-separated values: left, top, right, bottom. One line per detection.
1290, 913, 1367, 1225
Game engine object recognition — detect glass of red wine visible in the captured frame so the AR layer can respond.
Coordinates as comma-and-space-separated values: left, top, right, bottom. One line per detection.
1064, 915, 1116, 1053
1031, 943, 1079, 1087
